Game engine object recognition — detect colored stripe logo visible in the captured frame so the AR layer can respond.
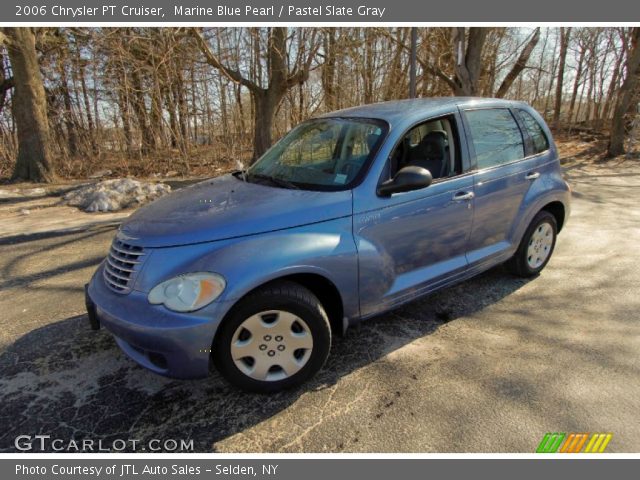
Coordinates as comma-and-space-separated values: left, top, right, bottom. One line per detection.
537, 433, 612, 453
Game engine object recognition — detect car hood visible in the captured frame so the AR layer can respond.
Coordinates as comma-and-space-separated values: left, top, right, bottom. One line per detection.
119, 174, 353, 247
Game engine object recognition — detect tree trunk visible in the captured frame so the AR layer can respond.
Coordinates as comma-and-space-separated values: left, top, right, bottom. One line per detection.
553, 27, 571, 128
601, 54, 622, 123
363, 29, 374, 103
253, 89, 279, 160
608, 28, 640, 157
75, 42, 98, 155
574, 72, 589, 124
4, 28, 55, 182
118, 92, 133, 153
0, 52, 13, 114
235, 83, 246, 136
57, 46, 79, 157
543, 34, 560, 120
190, 64, 198, 141
383, 29, 407, 100
452, 27, 487, 96
165, 78, 180, 148
202, 65, 213, 144
130, 68, 155, 153
602, 30, 628, 124
568, 44, 586, 126
584, 65, 596, 124
409, 28, 417, 99
322, 29, 337, 110
531, 28, 551, 108
495, 28, 540, 98
192, 27, 318, 161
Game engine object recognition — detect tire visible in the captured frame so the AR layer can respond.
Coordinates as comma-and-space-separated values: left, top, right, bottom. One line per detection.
212, 281, 331, 393
506, 210, 558, 277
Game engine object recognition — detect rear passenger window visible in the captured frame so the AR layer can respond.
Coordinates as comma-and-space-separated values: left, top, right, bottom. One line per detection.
518, 109, 550, 154
465, 109, 524, 169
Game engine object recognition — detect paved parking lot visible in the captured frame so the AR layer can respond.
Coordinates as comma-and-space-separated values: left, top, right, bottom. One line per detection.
1, 160, 639, 452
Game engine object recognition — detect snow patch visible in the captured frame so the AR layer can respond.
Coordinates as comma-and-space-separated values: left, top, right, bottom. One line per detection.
62, 178, 171, 212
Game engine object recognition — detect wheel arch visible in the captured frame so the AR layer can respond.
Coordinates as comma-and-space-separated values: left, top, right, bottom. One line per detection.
541, 201, 566, 232
212, 272, 347, 353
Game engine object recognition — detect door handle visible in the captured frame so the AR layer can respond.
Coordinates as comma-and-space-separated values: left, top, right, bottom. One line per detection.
525, 172, 540, 180
453, 191, 475, 201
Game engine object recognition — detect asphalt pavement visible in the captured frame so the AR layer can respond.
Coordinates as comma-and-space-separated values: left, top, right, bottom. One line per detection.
0, 160, 638, 452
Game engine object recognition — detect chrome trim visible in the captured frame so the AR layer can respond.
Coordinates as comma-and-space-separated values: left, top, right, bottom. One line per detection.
111, 244, 145, 256
108, 249, 142, 264
115, 231, 140, 242
104, 268, 130, 283
103, 239, 146, 294
105, 256, 136, 272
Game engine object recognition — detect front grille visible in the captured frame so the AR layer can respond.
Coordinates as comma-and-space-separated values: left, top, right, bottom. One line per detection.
103, 238, 146, 293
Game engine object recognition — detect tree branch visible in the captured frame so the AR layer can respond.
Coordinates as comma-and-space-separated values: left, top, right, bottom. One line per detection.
286, 29, 320, 88
495, 28, 541, 98
377, 27, 458, 92
190, 28, 262, 93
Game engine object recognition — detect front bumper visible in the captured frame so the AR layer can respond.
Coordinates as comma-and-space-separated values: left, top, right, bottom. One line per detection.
86, 265, 234, 379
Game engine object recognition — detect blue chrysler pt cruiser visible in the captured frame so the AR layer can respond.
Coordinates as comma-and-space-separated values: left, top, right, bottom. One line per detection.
86, 98, 571, 392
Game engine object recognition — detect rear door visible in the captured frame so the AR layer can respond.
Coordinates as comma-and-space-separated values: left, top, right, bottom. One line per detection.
461, 107, 535, 270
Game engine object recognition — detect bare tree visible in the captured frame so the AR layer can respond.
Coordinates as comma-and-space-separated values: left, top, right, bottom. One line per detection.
0, 27, 636, 180
495, 28, 540, 98
451, 27, 487, 96
321, 29, 337, 111
2, 28, 54, 182
608, 27, 640, 157
409, 28, 417, 98
553, 27, 571, 128
568, 30, 588, 126
193, 27, 319, 160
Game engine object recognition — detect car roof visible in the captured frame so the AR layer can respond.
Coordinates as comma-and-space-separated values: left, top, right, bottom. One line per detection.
317, 97, 527, 128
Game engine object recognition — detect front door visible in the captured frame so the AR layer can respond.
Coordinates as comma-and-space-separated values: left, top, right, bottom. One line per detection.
354, 115, 474, 318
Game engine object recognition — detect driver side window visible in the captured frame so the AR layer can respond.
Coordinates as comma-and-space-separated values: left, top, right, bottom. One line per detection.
389, 116, 460, 181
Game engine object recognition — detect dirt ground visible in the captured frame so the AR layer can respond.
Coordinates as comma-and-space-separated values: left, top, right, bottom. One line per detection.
0, 140, 639, 452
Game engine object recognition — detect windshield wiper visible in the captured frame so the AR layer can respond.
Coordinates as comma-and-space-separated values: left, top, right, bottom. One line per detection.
247, 173, 300, 190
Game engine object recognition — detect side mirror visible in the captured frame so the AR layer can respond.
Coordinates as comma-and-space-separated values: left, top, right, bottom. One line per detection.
377, 166, 433, 197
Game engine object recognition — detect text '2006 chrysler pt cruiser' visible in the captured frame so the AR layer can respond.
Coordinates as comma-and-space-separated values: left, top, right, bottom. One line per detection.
86, 98, 571, 392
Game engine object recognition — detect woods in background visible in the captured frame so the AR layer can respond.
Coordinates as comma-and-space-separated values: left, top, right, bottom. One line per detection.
0, 27, 639, 182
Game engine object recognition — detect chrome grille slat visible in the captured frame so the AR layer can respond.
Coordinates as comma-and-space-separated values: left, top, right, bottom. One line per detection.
103, 238, 146, 294
111, 244, 145, 256
105, 256, 136, 272
104, 271, 127, 284
108, 250, 141, 265
104, 268, 130, 282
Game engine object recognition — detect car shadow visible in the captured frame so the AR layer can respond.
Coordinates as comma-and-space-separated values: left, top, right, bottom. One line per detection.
0, 265, 533, 452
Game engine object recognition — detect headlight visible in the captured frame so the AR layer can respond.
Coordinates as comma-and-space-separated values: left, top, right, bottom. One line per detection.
148, 272, 226, 312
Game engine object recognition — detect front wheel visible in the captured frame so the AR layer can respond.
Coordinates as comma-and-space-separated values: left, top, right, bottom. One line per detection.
212, 281, 331, 393
506, 211, 558, 277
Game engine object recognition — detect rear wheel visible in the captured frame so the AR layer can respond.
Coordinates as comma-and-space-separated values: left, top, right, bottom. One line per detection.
212, 281, 331, 392
506, 211, 557, 277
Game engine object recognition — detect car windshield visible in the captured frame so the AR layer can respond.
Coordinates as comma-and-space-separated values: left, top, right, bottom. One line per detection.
246, 117, 387, 190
